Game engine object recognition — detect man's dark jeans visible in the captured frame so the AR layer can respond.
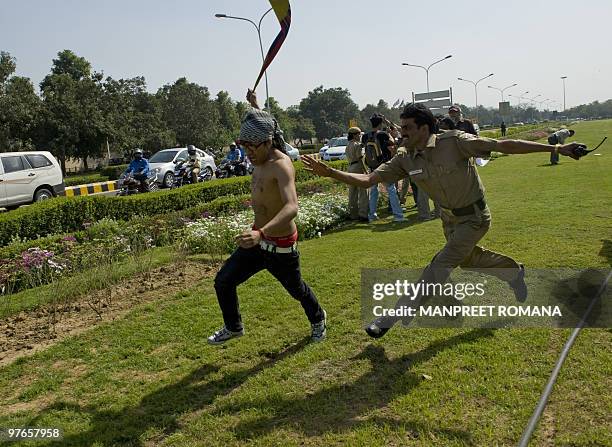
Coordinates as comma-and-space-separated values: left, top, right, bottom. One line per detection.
214, 246, 324, 332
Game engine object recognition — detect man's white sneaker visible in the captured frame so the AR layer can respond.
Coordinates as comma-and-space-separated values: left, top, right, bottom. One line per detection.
207, 326, 244, 345
311, 309, 327, 342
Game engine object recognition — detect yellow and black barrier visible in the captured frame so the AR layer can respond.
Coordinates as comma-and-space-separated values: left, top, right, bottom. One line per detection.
63, 180, 118, 197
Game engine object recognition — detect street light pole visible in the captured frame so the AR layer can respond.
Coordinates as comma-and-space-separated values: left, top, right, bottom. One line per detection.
560, 76, 567, 111
402, 54, 452, 92
457, 73, 494, 121
508, 94, 522, 107
215, 8, 273, 109
487, 83, 517, 102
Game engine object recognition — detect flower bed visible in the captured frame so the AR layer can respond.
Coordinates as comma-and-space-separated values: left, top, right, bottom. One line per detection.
183, 192, 348, 255
0, 161, 347, 246
0, 179, 342, 296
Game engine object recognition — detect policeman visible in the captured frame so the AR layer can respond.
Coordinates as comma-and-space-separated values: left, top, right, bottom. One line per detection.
185, 145, 201, 183
302, 103, 584, 338
345, 126, 369, 221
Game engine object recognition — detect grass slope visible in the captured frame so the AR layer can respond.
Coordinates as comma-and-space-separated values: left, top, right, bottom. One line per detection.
0, 120, 610, 446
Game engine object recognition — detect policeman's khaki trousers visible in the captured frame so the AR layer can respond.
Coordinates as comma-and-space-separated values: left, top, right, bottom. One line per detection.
390, 204, 521, 322
347, 163, 369, 219
435, 206, 519, 278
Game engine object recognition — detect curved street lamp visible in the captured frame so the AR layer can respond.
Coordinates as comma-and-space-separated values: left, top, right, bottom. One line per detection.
487, 83, 517, 102
457, 73, 494, 121
215, 8, 273, 109
402, 55, 452, 92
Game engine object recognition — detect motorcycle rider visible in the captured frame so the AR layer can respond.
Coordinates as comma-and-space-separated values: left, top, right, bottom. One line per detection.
124, 148, 150, 192
226, 143, 246, 176
184, 144, 201, 184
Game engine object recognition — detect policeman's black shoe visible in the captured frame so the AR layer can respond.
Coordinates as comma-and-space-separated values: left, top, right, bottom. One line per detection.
365, 316, 396, 339
508, 264, 528, 302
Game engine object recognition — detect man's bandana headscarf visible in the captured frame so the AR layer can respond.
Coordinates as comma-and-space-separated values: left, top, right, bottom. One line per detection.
239, 109, 283, 145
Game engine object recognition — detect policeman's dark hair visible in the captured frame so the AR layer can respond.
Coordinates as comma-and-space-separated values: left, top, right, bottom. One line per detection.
400, 103, 436, 134
347, 132, 357, 141
369, 113, 384, 128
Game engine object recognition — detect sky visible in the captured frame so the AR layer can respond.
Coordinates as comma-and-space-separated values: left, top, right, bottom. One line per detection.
2, 0, 611, 110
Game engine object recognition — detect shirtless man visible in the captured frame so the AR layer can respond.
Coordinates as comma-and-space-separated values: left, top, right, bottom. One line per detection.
207, 89, 327, 345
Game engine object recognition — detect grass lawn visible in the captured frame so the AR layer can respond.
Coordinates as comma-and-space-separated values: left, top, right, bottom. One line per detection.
0, 120, 610, 446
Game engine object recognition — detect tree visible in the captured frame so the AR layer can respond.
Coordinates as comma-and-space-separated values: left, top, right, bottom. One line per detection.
0, 52, 41, 151
36, 51, 108, 173
267, 97, 295, 141
0, 51, 17, 90
156, 78, 223, 149
102, 76, 174, 155
215, 90, 240, 144
298, 86, 360, 139
49, 49, 91, 81
287, 106, 315, 144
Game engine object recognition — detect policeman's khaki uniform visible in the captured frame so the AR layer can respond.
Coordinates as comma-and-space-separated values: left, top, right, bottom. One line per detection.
375, 130, 520, 289
345, 140, 369, 219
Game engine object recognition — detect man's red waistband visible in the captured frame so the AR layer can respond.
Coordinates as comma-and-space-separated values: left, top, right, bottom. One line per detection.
253, 226, 298, 248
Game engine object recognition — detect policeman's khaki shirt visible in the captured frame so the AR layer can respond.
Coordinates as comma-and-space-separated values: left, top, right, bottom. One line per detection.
375, 130, 498, 209
345, 140, 363, 163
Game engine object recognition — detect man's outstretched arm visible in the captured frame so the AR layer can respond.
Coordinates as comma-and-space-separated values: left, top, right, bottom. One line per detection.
301, 155, 380, 188
496, 139, 581, 159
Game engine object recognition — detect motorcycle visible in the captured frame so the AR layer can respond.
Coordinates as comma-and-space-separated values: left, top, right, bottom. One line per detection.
215, 159, 250, 179
118, 171, 159, 196
172, 161, 214, 188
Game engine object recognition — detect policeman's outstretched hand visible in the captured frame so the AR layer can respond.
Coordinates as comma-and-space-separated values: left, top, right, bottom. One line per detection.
559, 142, 582, 160
235, 230, 261, 249
301, 155, 333, 177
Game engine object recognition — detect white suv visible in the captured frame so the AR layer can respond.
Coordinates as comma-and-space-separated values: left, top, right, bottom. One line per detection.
0, 151, 65, 210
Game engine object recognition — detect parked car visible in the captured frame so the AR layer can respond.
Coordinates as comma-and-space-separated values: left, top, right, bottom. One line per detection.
149, 147, 216, 188
323, 136, 348, 161
319, 143, 329, 158
285, 143, 300, 161
0, 151, 65, 210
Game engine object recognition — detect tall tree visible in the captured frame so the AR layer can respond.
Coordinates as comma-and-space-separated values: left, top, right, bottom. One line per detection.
299, 86, 359, 139
156, 77, 222, 148
215, 90, 240, 144
37, 51, 108, 173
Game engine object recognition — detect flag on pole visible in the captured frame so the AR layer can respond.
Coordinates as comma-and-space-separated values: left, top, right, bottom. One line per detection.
253, 0, 291, 90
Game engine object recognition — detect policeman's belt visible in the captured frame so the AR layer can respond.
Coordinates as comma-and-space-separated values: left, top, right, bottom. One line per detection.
349, 157, 363, 166
442, 198, 487, 216
259, 240, 298, 254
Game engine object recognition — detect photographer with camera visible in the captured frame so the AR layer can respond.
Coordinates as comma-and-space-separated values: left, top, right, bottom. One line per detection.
362, 113, 404, 222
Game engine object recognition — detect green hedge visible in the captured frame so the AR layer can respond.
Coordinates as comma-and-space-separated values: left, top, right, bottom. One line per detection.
64, 174, 109, 187
0, 162, 346, 246
0, 177, 337, 260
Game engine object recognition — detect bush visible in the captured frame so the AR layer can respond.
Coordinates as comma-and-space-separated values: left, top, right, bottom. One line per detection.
64, 174, 109, 187
0, 163, 345, 246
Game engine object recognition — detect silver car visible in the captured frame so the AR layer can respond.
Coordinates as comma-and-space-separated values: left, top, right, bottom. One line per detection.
149, 147, 216, 188
285, 143, 300, 161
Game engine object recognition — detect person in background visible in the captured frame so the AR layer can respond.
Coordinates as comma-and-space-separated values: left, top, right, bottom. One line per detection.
449, 105, 477, 135
345, 126, 369, 221
124, 148, 150, 192
547, 128, 575, 165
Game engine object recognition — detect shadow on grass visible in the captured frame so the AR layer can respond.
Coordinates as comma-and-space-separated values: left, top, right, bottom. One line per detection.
600, 239, 612, 266
30, 337, 310, 446
213, 328, 494, 444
